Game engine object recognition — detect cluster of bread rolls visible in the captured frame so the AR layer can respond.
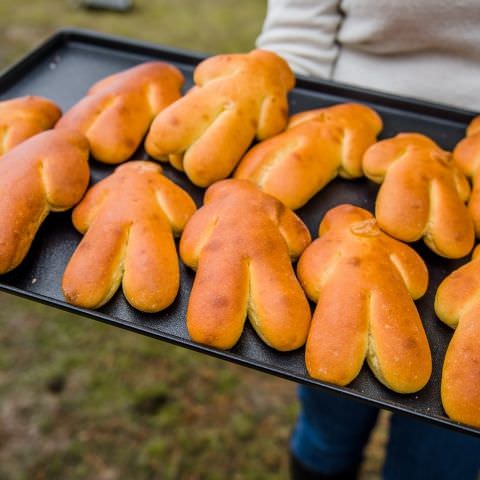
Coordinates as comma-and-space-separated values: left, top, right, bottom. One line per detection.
1, 50, 479, 428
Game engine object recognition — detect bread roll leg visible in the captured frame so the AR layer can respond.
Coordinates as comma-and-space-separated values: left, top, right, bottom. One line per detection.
368, 284, 432, 393
375, 160, 429, 242
145, 92, 226, 163
305, 271, 369, 386
441, 304, 480, 428
468, 179, 480, 236
182, 108, 256, 187
238, 134, 340, 211
122, 221, 179, 312
187, 252, 249, 350
257, 94, 289, 139
63, 222, 129, 309
248, 252, 311, 351
425, 179, 474, 257
0, 180, 48, 273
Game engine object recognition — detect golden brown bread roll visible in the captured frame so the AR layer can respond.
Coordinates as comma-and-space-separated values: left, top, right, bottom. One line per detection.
0, 130, 90, 274
145, 50, 295, 187
56, 62, 183, 164
453, 116, 480, 237
435, 245, 480, 427
363, 133, 474, 258
63, 161, 196, 312
0, 96, 61, 155
179, 179, 311, 351
234, 103, 382, 209
297, 204, 431, 393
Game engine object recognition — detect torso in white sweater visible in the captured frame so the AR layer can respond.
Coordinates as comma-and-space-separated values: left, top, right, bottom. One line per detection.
257, 0, 480, 110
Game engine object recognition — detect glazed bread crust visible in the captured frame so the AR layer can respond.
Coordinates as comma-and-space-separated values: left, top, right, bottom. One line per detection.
0, 130, 90, 274
56, 62, 184, 164
0, 96, 61, 155
453, 116, 480, 237
62, 161, 196, 312
297, 204, 431, 393
179, 179, 311, 351
235, 103, 382, 209
145, 50, 295, 187
363, 133, 474, 258
435, 245, 480, 427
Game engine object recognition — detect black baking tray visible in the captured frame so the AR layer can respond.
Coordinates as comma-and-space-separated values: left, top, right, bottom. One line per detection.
0, 28, 478, 436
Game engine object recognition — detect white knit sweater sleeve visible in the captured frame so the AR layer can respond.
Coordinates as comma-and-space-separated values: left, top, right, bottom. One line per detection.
256, 0, 342, 78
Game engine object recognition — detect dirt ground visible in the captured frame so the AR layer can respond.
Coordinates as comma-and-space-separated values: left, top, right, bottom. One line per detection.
0, 1, 388, 478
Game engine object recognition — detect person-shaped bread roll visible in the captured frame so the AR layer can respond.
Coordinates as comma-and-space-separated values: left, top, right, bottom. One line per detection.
145, 50, 295, 187
363, 133, 474, 258
453, 116, 480, 237
0, 96, 61, 154
180, 179, 311, 351
63, 161, 196, 312
235, 103, 382, 209
0, 130, 90, 274
56, 62, 184, 164
297, 204, 431, 393
435, 245, 480, 427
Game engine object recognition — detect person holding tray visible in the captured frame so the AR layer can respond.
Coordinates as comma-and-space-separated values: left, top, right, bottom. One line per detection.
257, 1, 480, 479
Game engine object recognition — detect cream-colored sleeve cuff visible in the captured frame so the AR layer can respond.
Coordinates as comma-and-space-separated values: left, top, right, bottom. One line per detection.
256, 0, 342, 79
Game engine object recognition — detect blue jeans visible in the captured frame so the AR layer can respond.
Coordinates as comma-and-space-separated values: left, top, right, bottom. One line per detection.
291, 385, 480, 479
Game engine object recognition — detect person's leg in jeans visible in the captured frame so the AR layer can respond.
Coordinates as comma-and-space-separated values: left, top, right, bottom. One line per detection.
383, 413, 480, 480
290, 385, 379, 476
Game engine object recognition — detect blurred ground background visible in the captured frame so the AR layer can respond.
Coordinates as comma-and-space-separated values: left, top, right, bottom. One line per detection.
0, 1, 388, 479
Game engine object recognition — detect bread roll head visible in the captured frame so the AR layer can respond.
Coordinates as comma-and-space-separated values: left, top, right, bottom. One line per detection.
145, 50, 295, 187
453, 116, 480, 237
234, 103, 382, 209
435, 245, 480, 427
0, 96, 61, 154
62, 161, 196, 312
0, 130, 90, 274
56, 62, 184, 164
363, 133, 474, 258
298, 204, 431, 393
179, 179, 311, 351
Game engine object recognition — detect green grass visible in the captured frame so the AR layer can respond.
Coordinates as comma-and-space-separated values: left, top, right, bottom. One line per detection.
0, 2, 387, 478
0, 0, 266, 67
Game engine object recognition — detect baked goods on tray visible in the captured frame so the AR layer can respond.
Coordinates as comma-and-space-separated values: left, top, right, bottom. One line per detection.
145, 50, 295, 187
62, 161, 196, 312
435, 245, 480, 427
363, 133, 474, 258
179, 179, 311, 350
453, 116, 480, 236
56, 62, 184, 164
0, 96, 61, 154
234, 103, 382, 209
0, 130, 90, 274
297, 204, 431, 393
